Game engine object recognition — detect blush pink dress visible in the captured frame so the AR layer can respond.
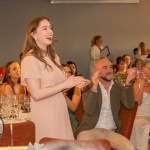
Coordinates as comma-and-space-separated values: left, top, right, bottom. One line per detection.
21, 55, 74, 142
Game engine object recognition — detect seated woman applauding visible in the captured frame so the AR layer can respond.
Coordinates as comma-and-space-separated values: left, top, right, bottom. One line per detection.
62, 64, 82, 135
1, 61, 26, 98
113, 57, 128, 86
130, 59, 150, 150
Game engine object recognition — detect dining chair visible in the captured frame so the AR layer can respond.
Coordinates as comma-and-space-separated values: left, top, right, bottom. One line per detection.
119, 101, 138, 139
0, 121, 35, 146
75, 100, 138, 150
111, 101, 138, 150
74, 98, 84, 126
39, 137, 111, 150
75, 99, 138, 140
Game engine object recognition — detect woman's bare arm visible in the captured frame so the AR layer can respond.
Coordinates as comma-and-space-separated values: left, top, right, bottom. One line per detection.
25, 76, 84, 101
64, 87, 81, 112
134, 79, 144, 105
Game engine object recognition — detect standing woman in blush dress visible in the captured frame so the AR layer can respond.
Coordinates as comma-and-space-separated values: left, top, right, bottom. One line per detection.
21, 16, 87, 142
89, 35, 104, 79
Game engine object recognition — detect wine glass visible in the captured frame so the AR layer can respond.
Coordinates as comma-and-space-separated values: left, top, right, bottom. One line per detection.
15, 95, 24, 120
12, 97, 20, 119
24, 97, 30, 120
3, 96, 12, 121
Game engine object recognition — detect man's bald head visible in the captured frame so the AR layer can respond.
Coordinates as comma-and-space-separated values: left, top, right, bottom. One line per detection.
95, 57, 113, 82
95, 57, 112, 71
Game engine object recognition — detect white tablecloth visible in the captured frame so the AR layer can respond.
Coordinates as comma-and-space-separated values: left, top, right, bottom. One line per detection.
3, 112, 29, 124
0, 146, 27, 150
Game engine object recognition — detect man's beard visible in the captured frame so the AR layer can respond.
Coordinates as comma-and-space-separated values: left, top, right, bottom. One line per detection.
100, 76, 112, 82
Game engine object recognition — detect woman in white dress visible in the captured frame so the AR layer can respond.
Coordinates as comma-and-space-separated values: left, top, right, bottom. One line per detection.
21, 16, 89, 142
130, 59, 150, 150
89, 35, 103, 79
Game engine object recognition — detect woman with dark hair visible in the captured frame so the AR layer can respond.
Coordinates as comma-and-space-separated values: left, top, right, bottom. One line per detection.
113, 57, 128, 86
123, 54, 132, 69
62, 64, 81, 135
21, 16, 88, 141
66, 61, 78, 76
1, 61, 26, 98
89, 35, 103, 79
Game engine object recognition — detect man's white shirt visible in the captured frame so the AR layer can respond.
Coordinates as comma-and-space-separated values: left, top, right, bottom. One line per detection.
95, 81, 117, 130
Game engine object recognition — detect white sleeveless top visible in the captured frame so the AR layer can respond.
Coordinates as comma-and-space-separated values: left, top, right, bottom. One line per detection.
136, 91, 150, 116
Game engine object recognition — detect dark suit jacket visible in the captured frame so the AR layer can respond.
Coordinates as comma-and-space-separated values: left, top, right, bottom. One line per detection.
75, 82, 135, 138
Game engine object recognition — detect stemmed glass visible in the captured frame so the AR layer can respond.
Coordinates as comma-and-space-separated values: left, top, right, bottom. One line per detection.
2, 96, 12, 121
0, 96, 6, 119
10, 94, 23, 120
24, 96, 30, 120
12, 96, 19, 119
15, 95, 24, 120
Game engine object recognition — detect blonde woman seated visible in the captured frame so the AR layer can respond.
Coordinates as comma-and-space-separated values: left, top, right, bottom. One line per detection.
62, 64, 82, 135
130, 59, 150, 150
1, 61, 26, 99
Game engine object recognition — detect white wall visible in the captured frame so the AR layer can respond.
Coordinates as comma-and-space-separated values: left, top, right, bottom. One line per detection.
0, 0, 150, 78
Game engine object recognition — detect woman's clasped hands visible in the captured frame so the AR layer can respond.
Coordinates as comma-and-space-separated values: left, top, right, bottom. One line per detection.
64, 75, 91, 90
